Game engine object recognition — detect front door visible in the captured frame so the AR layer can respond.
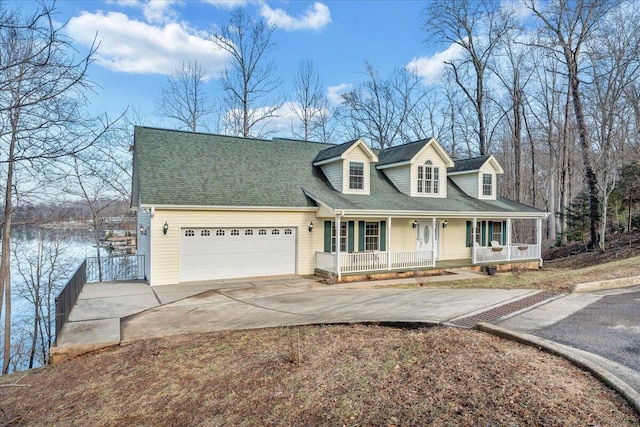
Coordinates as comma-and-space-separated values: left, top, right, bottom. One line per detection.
416, 220, 439, 260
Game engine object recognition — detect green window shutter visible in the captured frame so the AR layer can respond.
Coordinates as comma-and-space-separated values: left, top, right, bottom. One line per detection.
502, 220, 507, 245
488, 222, 493, 243
348, 221, 355, 253
466, 221, 472, 247
380, 220, 386, 251
358, 221, 365, 251
481, 221, 486, 246
324, 221, 332, 253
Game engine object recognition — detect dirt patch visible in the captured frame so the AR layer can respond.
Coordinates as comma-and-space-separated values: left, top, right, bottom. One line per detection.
1, 325, 637, 426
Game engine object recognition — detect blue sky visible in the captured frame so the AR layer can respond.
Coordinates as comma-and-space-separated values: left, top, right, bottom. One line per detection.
44, 1, 460, 130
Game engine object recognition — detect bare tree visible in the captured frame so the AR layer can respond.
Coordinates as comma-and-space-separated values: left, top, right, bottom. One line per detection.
291, 59, 328, 141
211, 8, 282, 138
340, 63, 425, 149
13, 229, 71, 368
525, 0, 619, 250
492, 26, 533, 203
156, 60, 214, 132
584, 3, 640, 248
423, 0, 515, 155
404, 86, 449, 145
0, 3, 111, 374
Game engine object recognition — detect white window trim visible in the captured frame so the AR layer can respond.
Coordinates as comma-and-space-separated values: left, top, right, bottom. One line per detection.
492, 221, 503, 243
331, 221, 347, 253
348, 161, 365, 190
482, 173, 493, 197
365, 221, 379, 251
417, 161, 440, 195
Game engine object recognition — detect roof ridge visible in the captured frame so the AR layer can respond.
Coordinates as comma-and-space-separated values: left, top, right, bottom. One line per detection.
382, 138, 432, 152
134, 125, 337, 148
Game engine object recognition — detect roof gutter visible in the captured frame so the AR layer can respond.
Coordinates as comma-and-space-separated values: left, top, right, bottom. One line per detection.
139, 204, 319, 212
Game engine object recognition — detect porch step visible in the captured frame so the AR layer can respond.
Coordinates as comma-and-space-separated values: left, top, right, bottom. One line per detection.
449, 291, 559, 328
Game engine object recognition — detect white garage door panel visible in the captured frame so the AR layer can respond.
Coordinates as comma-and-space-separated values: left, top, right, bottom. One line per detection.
180, 228, 296, 282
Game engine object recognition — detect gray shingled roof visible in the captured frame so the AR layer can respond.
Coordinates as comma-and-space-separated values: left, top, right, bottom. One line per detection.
301, 167, 543, 214
449, 155, 491, 173
312, 138, 359, 163
133, 127, 545, 215
377, 139, 430, 166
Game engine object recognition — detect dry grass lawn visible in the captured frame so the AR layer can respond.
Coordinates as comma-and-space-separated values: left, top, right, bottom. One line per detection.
1, 325, 638, 426
373, 254, 640, 292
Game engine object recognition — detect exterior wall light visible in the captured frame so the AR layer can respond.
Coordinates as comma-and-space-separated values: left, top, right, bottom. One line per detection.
308, 222, 314, 232
139, 225, 147, 235
412, 220, 418, 229
163, 221, 169, 235
442, 220, 448, 228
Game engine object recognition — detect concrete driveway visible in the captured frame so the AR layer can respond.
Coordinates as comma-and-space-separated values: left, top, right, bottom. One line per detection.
120, 286, 541, 342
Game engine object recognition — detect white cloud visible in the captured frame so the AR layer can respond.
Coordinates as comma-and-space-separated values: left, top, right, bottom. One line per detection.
261, 2, 331, 31
67, 11, 231, 78
142, 0, 181, 23
203, 0, 259, 9
106, 0, 181, 24
407, 43, 464, 83
327, 83, 352, 105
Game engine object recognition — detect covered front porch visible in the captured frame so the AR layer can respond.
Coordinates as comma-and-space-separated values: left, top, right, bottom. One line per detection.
314, 215, 544, 280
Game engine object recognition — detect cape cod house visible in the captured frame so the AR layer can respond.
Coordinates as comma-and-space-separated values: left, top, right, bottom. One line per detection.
132, 126, 548, 286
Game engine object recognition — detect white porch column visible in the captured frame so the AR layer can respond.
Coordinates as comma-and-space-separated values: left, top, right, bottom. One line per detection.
335, 214, 341, 281
472, 217, 477, 264
432, 217, 437, 267
536, 217, 543, 267
387, 216, 392, 271
506, 218, 512, 261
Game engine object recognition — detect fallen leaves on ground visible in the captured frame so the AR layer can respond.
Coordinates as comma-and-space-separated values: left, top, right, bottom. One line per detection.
1, 325, 638, 426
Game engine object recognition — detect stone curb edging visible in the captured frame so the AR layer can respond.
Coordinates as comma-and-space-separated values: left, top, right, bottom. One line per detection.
476, 322, 640, 416
571, 276, 640, 293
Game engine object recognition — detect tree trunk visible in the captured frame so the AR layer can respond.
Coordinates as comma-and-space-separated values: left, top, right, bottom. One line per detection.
559, 87, 571, 246
567, 57, 600, 249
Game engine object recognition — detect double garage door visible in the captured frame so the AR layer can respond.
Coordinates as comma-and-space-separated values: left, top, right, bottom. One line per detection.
180, 227, 297, 282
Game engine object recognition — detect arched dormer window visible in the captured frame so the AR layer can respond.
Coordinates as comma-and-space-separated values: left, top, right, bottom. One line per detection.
417, 160, 439, 194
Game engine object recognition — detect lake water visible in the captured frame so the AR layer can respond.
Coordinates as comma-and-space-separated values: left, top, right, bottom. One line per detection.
4, 226, 104, 372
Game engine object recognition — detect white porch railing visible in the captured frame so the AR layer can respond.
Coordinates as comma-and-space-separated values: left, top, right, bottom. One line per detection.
475, 243, 541, 264
316, 250, 434, 274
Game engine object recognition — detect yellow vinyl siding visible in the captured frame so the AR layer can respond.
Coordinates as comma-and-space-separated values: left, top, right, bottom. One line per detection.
343, 145, 371, 195
411, 144, 448, 198
148, 209, 320, 286
439, 219, 472, 260
479, 163, 497, 200
389, 219, 416, 251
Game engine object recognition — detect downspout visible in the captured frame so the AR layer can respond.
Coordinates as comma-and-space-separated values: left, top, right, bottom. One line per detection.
335, 213, 342, 282
387, 216, 392, 271
432, 217, 437, 267
506, 218, 512, 262
537, 217, 543, 268
149, 207, 155, 285
472, 217, 477, 265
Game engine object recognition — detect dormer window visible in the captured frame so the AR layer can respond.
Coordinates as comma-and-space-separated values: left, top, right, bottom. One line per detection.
417, 160, 439, 194
482, 173, 492, 196
349, 162, 364, 190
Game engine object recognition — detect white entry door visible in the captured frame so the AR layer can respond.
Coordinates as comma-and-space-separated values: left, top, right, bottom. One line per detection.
416, 221, 439, 260
180, 227, 297, 282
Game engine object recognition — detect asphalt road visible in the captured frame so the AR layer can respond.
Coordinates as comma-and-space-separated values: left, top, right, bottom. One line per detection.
536, 288, 640, 373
